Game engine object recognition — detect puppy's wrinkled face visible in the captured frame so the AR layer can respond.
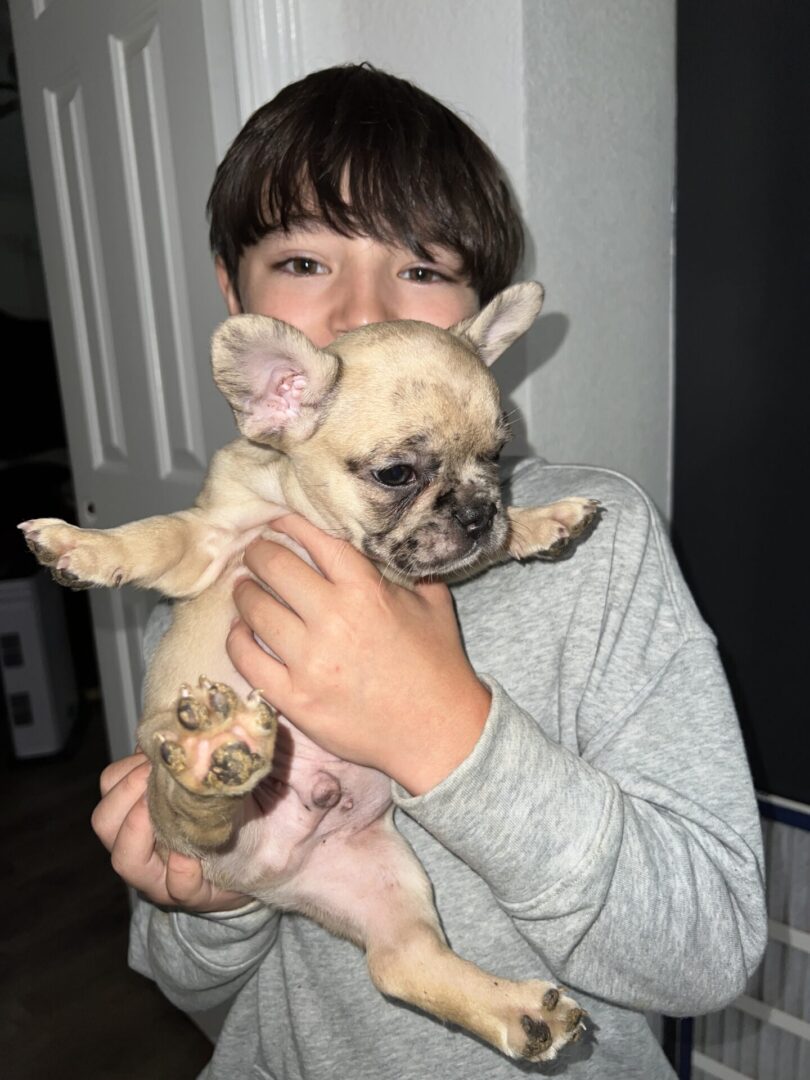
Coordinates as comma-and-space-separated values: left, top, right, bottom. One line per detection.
290, 322, 510, 578
347, 418, 510, 578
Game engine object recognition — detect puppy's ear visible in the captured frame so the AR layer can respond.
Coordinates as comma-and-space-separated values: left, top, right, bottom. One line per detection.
211, 315, 340, 445
450, 281, 545, 367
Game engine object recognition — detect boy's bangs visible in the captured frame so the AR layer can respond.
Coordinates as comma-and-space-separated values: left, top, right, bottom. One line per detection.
209, 65, 524, 302
258, 152, 472, 271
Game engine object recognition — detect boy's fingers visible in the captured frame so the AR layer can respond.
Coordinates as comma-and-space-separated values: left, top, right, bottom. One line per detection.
99, 752, 148, 797
95, 756, 247, 911
164, 851, 206, 904
269, 514, 374, 583
242, 539, 330, 619
227, 617, 288, 698
233, 578, 304, 648
109, 794, 157, 868
92, 760, 151, 849
165, 852, 247, 911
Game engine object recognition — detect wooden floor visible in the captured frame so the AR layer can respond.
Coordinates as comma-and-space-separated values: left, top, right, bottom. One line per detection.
1, 699, 213, 1080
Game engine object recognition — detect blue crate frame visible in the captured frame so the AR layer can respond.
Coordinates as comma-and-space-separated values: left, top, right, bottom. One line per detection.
662, 797, 810, 1079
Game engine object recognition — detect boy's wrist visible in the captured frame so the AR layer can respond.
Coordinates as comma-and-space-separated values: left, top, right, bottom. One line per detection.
385, 673, 491, 796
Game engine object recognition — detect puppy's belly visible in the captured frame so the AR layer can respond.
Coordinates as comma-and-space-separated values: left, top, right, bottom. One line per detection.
219, 724, 393, 895
143, 570, 393, 893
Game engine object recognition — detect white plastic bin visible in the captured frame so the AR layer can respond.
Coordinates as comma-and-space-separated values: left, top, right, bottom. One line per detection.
0, 571, 78, 757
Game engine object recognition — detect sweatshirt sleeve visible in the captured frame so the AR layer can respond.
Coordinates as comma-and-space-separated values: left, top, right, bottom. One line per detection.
129, 894, 280, 1013
392, 466, 767, 1016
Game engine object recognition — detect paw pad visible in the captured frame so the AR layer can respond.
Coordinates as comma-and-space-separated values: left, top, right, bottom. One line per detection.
153, 678, 278, 799
207, 741, 264, 789
521, 1015, 552, 1057
160, 739, 187, 773
504, 981, 587, 1062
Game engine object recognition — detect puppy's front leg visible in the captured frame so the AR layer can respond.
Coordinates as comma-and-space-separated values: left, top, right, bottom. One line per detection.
445, 499, 600, 585
506, 499, 600, 560
20, 510, 234, 598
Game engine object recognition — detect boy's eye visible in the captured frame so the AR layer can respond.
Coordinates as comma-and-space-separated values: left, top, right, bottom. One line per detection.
278, 257, 327, 276
400, 266, 449, 284
372, 464, 417, 487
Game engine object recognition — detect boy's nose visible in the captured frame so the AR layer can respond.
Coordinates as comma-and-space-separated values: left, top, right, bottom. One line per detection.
330, 280, 393, 337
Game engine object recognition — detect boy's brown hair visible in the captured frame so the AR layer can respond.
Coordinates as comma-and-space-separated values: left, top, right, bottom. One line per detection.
207, 64, 524, 304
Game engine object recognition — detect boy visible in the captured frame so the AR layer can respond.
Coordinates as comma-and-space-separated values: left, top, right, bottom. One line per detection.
92, 65, 766, 1078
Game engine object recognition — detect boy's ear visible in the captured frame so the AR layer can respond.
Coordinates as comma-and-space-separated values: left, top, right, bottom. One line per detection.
450, 281, 545, 367
215, 256, 243, 316
211, 314, 340, 445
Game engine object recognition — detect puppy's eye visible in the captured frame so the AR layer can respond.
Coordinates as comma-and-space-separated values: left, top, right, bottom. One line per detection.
481, 445, 504, 464
372, 465, 416, 487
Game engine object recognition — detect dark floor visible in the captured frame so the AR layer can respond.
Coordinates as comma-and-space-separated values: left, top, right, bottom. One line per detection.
1, 697, 213, 1080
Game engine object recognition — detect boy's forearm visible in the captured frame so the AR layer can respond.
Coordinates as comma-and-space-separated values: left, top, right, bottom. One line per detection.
393, 650, 766, 1013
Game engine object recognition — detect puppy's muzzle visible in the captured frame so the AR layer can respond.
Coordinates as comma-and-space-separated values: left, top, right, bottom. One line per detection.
453, 501, 497, 540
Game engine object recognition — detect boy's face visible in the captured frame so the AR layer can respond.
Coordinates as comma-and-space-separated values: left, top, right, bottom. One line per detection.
215, 223, 479, 347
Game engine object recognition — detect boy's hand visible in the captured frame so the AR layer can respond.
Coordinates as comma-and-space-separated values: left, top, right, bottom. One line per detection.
227, 514, 491, 795
91, 754, 248, 912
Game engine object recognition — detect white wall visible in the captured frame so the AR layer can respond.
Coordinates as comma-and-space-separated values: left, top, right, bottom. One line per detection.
285, 0, 675, 513
522, 2, 675, 513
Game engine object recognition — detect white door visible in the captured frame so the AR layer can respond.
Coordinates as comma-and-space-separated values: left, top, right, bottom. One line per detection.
8, 0, 293, 759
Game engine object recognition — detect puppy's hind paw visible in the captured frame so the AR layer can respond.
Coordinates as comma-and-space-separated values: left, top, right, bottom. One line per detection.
153, 679, 278, 798
502, 982, 587, 1062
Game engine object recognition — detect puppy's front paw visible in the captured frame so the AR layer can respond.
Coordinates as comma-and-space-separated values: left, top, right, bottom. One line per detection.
154, 678, 277, 797
19, 518, 123, 589
507, 498, 601, 560
502, 981, 587, 1062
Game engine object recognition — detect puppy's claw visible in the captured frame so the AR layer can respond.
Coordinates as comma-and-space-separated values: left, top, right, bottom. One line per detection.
544, 535, 572, 559
568, 498, 602, 539
247, 690, 277, 731
566, 1008, 585, 1033
52, 567, 92, 590
177, 694, 207, 731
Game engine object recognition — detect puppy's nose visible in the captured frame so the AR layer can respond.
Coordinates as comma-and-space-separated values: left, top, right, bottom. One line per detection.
453, 502, 497, 538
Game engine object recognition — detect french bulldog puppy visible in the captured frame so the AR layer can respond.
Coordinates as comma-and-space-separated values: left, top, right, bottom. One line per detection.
21, 281, 597, 1063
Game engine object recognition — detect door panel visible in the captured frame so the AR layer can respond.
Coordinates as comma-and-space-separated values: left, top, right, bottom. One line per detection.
10, 0, 251, 756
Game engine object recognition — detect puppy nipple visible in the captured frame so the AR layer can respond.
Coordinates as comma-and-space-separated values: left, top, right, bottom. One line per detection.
311, 771, 342, 810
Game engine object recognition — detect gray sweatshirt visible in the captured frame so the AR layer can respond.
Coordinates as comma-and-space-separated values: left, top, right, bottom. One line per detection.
129, 459, 767, 1079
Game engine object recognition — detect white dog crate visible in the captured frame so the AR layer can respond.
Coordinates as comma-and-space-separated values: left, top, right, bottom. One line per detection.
0, 570, 77, 757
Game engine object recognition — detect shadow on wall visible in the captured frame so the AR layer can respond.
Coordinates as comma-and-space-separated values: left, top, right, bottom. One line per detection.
496, 313, 570, 456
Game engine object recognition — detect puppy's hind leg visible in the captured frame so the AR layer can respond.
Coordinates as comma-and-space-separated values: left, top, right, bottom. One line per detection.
275, 815, 586, 1063
140, 680, 278, 855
